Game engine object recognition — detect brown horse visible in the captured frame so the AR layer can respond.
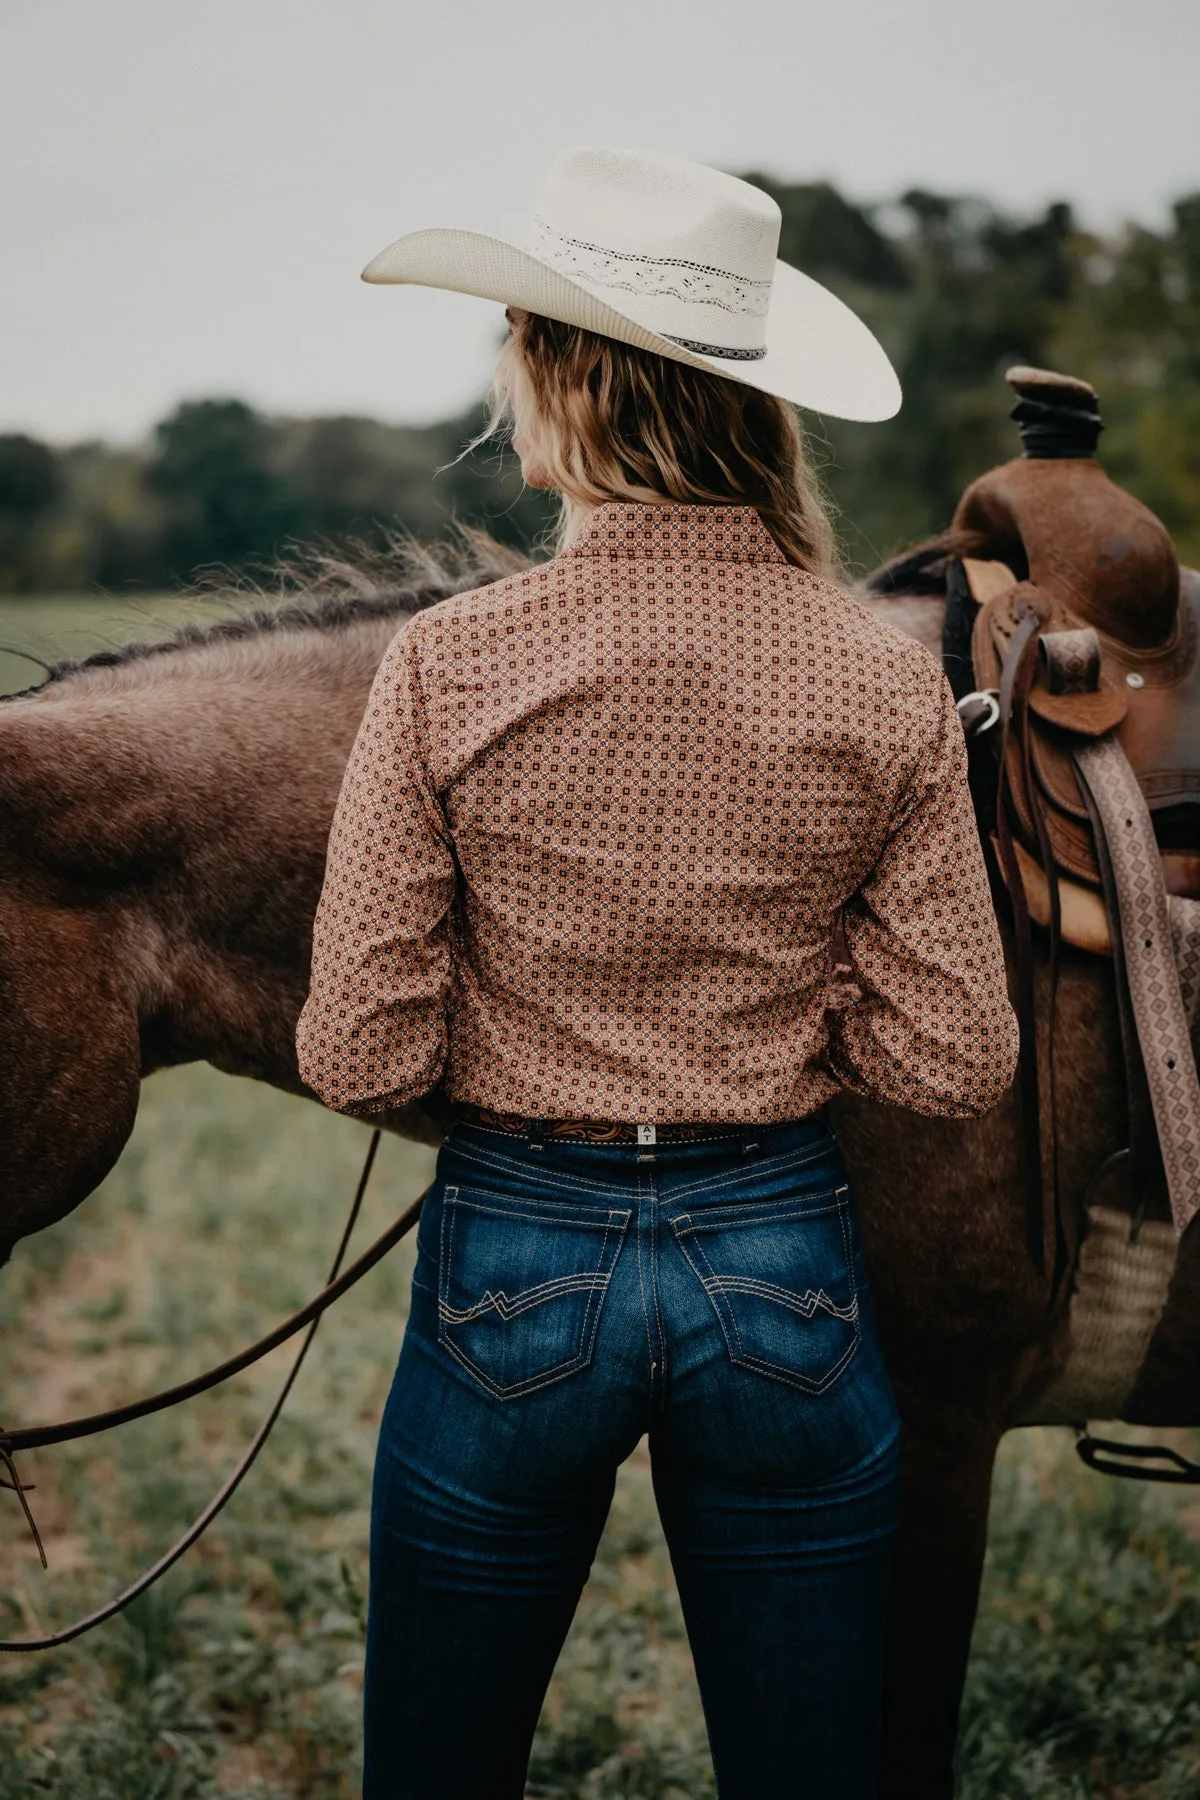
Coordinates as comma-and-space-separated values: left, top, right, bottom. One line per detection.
1, 525, 1196, 1797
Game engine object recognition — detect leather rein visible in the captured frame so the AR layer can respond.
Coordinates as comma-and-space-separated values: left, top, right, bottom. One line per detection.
0, 1130, 429, 1651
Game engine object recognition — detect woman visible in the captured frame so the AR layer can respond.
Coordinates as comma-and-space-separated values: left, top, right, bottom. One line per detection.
297, 148, 1018, 1800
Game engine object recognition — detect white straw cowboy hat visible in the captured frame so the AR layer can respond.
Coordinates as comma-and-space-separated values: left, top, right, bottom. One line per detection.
362, 147, 902, 423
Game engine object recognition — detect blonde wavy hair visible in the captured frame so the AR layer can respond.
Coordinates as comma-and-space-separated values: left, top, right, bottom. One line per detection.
484, 310, 841, 578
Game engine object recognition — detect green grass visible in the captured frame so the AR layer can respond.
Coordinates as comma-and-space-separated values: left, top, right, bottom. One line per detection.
963, 1440, 1200, 1798
0, 592, 268, 698
0, 1066, 1197, 1798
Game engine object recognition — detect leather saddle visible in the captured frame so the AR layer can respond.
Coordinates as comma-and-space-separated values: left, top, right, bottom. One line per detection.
952, 369, 1200, 937
883, 369, 1200, 1276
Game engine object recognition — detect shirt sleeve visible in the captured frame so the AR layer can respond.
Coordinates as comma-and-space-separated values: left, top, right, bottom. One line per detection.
821, 666, 1020, 1116
295, 623, 455, 1116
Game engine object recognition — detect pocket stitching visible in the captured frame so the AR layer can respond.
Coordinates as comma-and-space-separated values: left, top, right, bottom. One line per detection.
666, 1138, 834, 1203
444, 1191, 630, 1231
443, 1138, 623, 1197
438, 1268, 615, 1324
671, 1191, 847, 1235
837, 1181, 859, 1312
436, 1193, 630, 1401
671, 1187, 861, 1396
440, 1335, 596, 1401
674, 1231, 740, 1368
727, 1337, 860, 1396
700, 1272, 859, 1324
580, 1210, 623, 1383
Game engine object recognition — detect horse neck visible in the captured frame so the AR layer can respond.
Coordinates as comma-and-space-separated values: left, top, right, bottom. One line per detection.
0, 612, 404, 1088
854, 588, 947, 660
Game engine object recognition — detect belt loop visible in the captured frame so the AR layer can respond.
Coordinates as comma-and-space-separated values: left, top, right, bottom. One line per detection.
741, 1127, 761, 1156
527, 1116, 546, 1153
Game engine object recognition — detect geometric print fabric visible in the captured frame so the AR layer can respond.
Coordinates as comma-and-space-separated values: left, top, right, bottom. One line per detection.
297, 502, 1019, 1123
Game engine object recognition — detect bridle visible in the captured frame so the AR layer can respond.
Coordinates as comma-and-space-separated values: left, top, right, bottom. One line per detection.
0, 1129, 429, 1651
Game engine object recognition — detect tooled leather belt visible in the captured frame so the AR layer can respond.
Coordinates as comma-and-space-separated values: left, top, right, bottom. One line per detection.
448, 1101, 749, 1144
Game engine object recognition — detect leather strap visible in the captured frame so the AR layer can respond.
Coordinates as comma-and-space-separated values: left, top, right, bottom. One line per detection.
994, 610, 1062, 1283
449, 1101, 750, 1144
1022, 638, 1067, 1293
1072, 738, 1200, 1235
1075, 762, 1164, 1227
1076, 1432, 1200, 1484
0, 1134, 429, 1651
1040, 628, 1104, 696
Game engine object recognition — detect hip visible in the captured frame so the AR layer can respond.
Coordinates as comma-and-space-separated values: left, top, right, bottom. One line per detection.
403, 1108, 898, 1482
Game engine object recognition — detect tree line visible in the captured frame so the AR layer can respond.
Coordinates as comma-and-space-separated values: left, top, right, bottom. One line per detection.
2, 178, 1198, 595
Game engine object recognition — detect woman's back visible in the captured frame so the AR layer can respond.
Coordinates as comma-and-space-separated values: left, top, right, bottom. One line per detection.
298, 500, 1015, 1124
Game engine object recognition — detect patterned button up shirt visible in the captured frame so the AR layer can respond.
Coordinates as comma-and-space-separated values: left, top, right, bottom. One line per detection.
296, 502, 1018, 1123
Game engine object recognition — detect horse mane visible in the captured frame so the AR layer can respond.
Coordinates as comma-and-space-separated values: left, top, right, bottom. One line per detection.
0, 532, 532, 703
864, 530, 987, 596
864, 525, 1041, 598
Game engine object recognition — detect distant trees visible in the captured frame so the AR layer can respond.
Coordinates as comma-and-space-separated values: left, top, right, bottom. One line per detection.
745, 177, 910, 291
812, 190, 1083, 563
0, 435, 63, 593
4, 179, 1199, 595
0, 401, 554, 595
741, 182, 1199, 571
148, 399, 301, 577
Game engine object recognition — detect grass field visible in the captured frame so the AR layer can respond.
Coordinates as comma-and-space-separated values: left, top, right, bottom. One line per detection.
0, 592, 248, 698
3, 598, 1200, 1796
0, 586, 356, 700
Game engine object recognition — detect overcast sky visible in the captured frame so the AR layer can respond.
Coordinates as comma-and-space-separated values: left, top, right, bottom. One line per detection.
4, 0, 1197, 445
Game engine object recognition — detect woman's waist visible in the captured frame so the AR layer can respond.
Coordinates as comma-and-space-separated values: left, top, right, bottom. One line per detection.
436, 1096, 837, 1173
444, 1099, 766, 1146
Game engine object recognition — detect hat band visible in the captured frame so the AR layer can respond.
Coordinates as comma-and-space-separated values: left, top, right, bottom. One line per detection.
662, 334, 767, 362
525, 216, 772, 360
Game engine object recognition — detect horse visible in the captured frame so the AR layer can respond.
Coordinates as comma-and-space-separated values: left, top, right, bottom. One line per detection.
1, 503, 1196, 1799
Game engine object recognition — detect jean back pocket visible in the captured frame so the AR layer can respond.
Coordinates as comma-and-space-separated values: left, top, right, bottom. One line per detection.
671, 1185, 859, 1394
438, 1184, 631, 1400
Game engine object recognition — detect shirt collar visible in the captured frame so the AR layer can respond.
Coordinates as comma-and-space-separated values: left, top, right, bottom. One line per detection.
563, 501, 788, 565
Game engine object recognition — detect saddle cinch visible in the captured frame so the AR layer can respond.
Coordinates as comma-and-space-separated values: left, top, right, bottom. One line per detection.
946, 367, 1200, 1245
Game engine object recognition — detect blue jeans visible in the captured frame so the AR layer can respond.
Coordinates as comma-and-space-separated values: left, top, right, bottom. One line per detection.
364, 1111, 901, 1799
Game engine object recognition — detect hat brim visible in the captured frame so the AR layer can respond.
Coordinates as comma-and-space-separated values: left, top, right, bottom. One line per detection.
361, 228, 902, 423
